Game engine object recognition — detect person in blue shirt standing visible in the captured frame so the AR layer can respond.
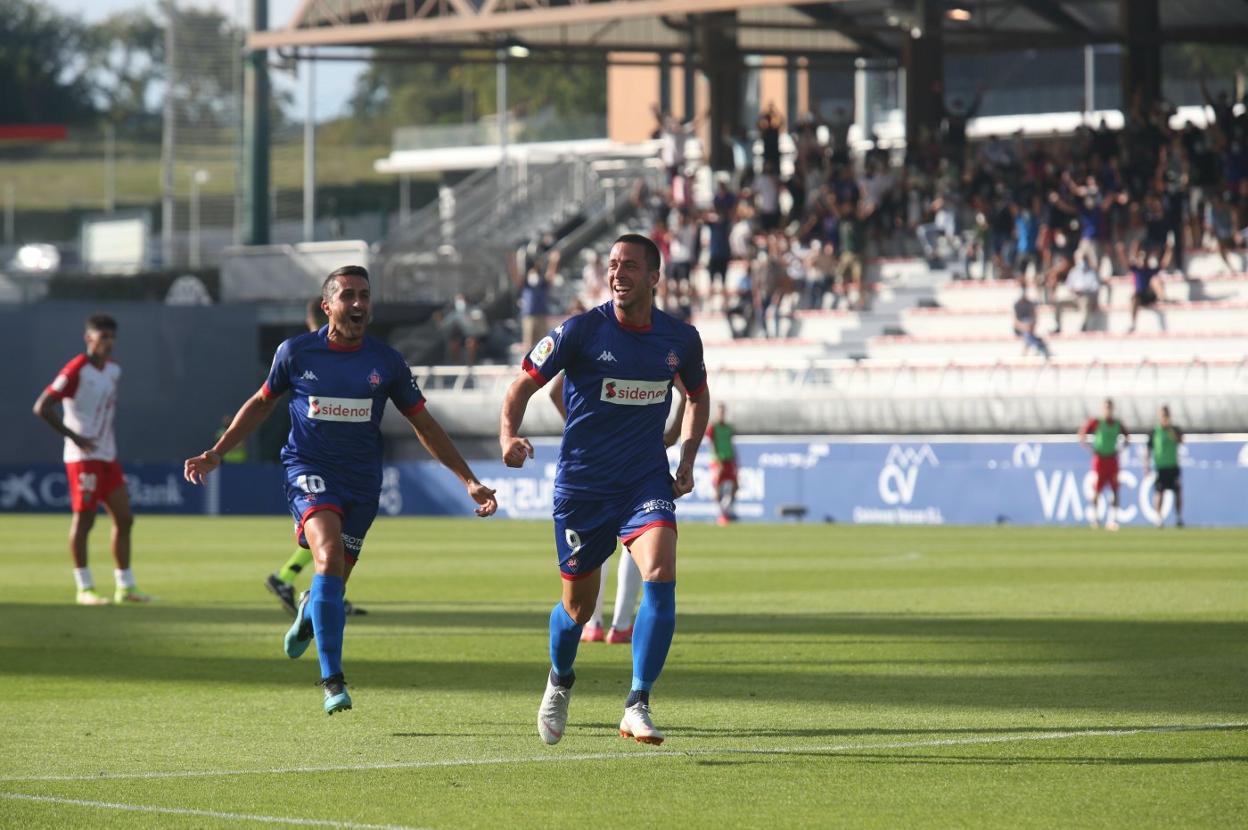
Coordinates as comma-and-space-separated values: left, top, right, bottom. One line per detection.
499, 233, 710, 746
184, 266, 497, 715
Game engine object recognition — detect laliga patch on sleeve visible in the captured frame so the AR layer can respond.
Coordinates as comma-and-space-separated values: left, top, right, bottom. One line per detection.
530, 335, 555, 367
51, 375, 69, 392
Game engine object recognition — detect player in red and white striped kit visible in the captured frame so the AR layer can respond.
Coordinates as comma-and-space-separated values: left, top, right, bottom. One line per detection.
33, 313, 151, 605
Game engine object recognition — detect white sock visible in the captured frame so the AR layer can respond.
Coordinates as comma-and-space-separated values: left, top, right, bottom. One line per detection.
611, 554, 642, 629
73, 568, 93, 591
114, 568, 136, 589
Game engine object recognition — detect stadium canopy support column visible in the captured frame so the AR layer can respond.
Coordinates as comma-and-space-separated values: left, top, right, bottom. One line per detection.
902, 0, 944, 149
1120, 0, 1161, 110
243, 0, 271, 246
697, 11, 740, 172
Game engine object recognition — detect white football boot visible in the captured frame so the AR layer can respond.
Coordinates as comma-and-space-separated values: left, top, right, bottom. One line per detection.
619, 701, 665, 745
537, 676, 572, 745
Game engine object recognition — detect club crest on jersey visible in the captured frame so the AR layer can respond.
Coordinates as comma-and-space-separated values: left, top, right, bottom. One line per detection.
666, 350, 680, 370
367, 369, 382, 390
530, 335, 555, 367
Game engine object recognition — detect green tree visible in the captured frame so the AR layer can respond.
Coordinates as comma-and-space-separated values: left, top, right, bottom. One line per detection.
0, 0, 95, 123
345, 53, 605, 139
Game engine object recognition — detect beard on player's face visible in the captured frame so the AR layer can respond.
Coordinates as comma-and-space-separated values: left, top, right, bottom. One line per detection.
326, 277, 371, 337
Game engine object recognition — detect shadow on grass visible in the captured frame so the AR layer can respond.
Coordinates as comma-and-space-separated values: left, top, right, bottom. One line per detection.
3, 603, 1246, 716
817, 753, 1248, 767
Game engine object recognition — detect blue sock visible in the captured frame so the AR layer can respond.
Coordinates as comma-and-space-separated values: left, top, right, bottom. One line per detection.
310, 574, 346, 679
631, 581, 676, 692
549, 601, 582, 681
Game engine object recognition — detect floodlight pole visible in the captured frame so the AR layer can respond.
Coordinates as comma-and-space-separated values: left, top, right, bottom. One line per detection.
497, 49, 508, 200
190, 169, 208, 268
243, 0, 271, 246
303, 50, 316, 242
104, 122, 116, 213
161, 0, 177, 266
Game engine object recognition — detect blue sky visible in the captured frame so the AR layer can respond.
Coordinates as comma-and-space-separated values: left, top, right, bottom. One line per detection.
48, 0, 366, 121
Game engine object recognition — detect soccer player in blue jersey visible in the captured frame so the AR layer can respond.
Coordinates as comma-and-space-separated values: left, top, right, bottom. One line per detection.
184, 266, 497, 715
500, 233, 710, 745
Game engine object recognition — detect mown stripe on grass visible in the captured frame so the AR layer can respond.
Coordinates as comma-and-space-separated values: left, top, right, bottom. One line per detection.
0, 792, 428, 829
1, 721, 1243, 784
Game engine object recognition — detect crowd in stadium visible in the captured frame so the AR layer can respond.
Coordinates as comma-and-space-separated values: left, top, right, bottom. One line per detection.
501, 82, 1248, 346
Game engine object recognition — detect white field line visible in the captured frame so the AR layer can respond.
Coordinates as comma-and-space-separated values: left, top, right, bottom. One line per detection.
0, 721, 1243, 786
0, 792, 428, 829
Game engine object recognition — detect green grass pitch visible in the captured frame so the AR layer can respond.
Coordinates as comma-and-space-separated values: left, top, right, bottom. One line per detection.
2, 515, 1246, 829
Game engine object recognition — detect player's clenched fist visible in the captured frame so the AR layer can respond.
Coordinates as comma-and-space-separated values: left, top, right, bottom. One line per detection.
501, 435, 534, 468
672, 462, 695, 498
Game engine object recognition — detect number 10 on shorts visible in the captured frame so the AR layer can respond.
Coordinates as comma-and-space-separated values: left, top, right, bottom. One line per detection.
297, 474, 326, 494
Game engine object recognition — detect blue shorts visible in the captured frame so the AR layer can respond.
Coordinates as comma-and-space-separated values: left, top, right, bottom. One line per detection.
552, 476, 677, 581
284, 467, 379, 560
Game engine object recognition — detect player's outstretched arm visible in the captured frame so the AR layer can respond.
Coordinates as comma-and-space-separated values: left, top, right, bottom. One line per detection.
183, 389, 279, 484
673, 391, 711, 498
500, 371, 540, 468
405, 407, 497, 517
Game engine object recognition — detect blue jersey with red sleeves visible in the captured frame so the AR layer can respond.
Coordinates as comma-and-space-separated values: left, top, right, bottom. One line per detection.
263, 326, 425, 496
522, 301, 707, 499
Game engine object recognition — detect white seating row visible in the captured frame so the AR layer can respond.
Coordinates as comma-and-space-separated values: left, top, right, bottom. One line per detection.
867, 330, 1248, 361
901, 301, 1248, 337
935, 274, 1248, 310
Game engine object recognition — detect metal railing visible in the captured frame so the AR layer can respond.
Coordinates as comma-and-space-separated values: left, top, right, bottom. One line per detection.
373, 152, 658, 304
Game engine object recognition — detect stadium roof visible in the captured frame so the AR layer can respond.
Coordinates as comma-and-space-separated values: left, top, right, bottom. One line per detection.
250, 0, 1248, 55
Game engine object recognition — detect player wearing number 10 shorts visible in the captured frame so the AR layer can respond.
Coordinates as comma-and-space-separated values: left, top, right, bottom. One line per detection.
184, 266, 497, 714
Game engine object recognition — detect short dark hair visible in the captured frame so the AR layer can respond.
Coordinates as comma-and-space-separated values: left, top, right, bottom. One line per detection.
614, 233, 661, 273
85, 313, 117, 333
322, 265, 369, 302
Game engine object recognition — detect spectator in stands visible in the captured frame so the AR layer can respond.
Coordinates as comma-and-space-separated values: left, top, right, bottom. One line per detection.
804, 240, 837, 310
941, 85, 984, 167
1128, 249, 1167, 334
580, 249, 609, 307
440, 293, 489, 367
665, 210, 699, 307
837, 200, 868, 310
1156, 139, 1189, 273
656, 106, 702, 184
1056, 250, 1106, 334
510, 248, 558, 351
1013, 280, 1050, 359
706, 181, 736, 308
917, 190, 958, 270
1205, 191, 1243, 275
1013, 194, 1041, 281
755, 161, 782, 233
726, 257, 757, 339
757, 102, 783, 172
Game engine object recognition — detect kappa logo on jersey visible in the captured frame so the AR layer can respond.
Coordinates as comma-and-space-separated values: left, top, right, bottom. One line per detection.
530, 335, 555, 367
367, 369, 382, 390
300, 370, 319, 381
666, 350, 680, 370
307, 396, 373, 422
597, 350, 617, 363
601, 377, 669, 406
